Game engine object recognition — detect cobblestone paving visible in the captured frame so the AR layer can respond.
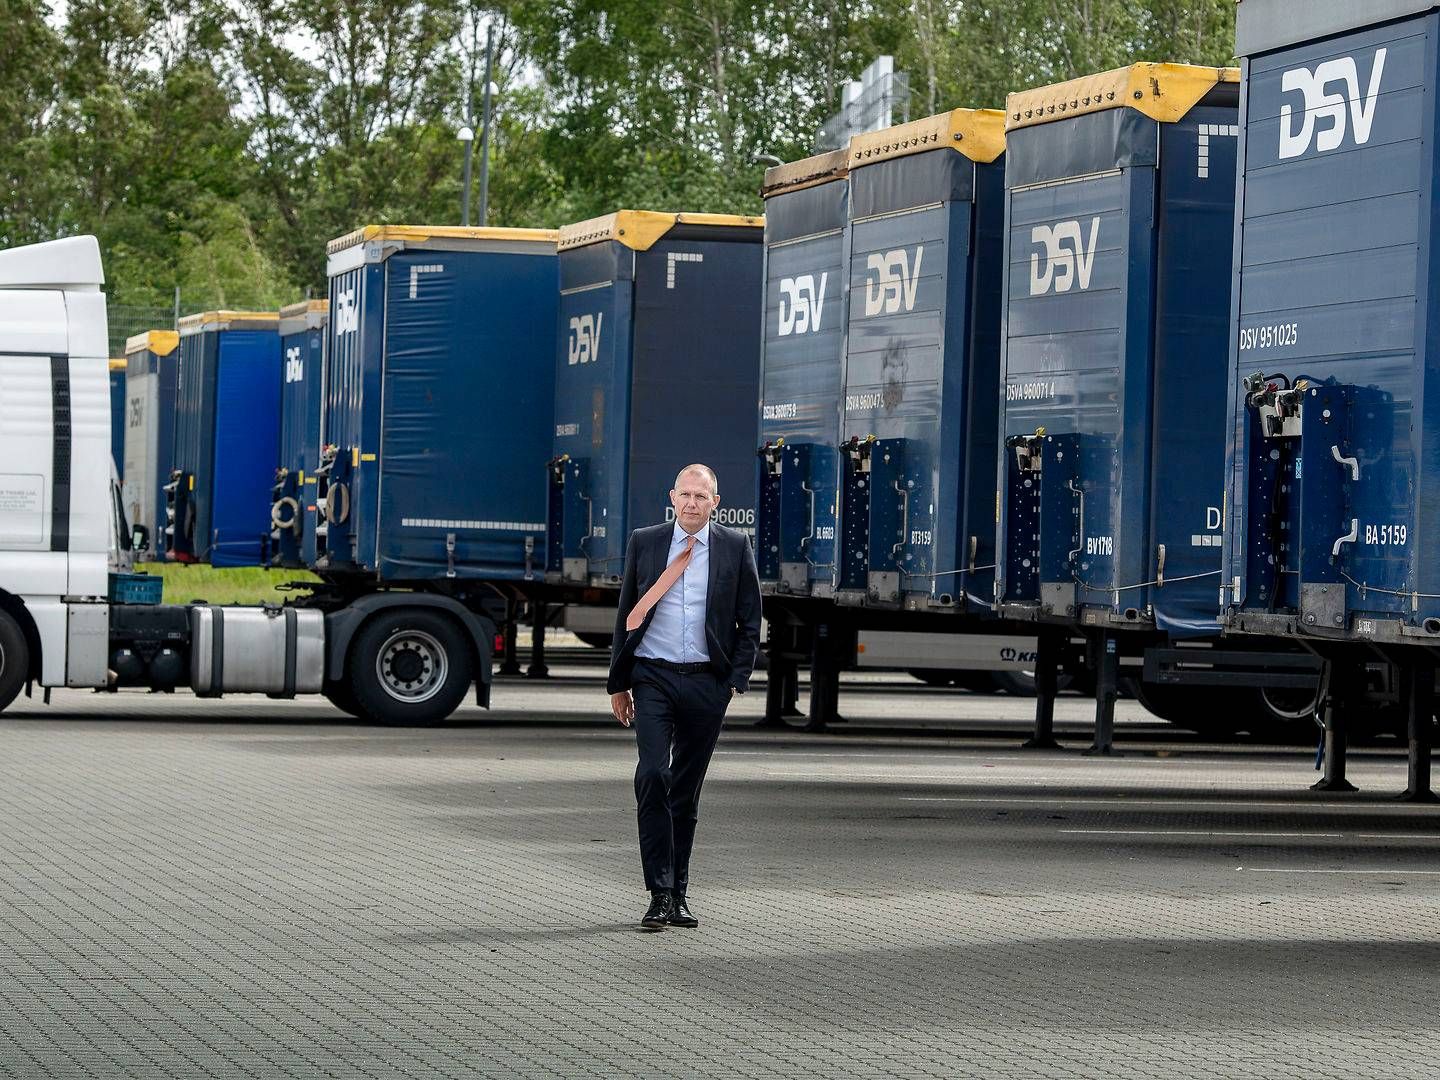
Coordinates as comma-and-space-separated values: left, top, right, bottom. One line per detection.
1, 677, 1437, 1078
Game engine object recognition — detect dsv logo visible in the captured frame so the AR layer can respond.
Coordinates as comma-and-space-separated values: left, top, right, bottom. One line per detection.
1029, 218, 1100, 296
333, 288, 359, 337
863, 246, 923, 317
285, 346, 304, 384
777, 273, 828, 336
1279, 48, 1386, 160
567, 313, 603, 365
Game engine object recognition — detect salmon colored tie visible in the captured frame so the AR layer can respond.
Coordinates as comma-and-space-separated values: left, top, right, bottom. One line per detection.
626, 535, 697, 631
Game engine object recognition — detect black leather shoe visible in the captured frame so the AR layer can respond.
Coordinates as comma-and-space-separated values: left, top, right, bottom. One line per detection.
668, 893, 698, 928
638, 892, 673, 932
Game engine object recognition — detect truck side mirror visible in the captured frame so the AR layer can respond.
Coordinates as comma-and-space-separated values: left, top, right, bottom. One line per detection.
131, 524, 150, 554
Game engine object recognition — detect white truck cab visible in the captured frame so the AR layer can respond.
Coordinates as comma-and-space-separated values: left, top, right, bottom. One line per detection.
0, 236, 497, 721
0, 236, 115, 700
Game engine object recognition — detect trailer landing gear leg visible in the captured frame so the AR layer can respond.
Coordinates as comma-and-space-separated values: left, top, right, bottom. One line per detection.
759, 654, 797, 728
1023, 630, 1062, 750
1400, 658, 1436, 803
499, 602, 522, 676
526, 601, 550, 679
804, 623, 841, 733
1085, 632, 1121, 757
785, 666, 802, 716
1312, 659, 1357, 792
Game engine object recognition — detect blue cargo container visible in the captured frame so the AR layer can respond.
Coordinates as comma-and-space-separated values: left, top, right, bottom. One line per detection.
1223, 1, 1440, 646
168, 310, 282, 566
756, 150, 849, 597
272, 299, 328, 569
121, 330, 180, 551
322, 225, 558, 581
835, 109, 1006, 611
108, 359, 126, 481
548, 211, 763, 586
995, 65, 1239, 635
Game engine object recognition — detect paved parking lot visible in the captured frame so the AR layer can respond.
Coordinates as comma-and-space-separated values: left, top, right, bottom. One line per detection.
2, 670, 1438, 1078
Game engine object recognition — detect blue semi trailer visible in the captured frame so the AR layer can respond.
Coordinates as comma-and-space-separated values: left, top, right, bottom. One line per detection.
547, 211, 763, 586
272, 299, 328, 569
995, 64, 1319, 748
167, 310, 282, 567
320, 225, 558, 583
838, 108, 1007, 614
121, 330, 179, 554
757, 149, 850, 599
1223, 0, 1440, 794
755, 119, 1044, 729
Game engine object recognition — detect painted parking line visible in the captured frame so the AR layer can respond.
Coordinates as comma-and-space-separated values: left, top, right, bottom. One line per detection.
1241, 867, 1440, 875
1060, 828, 1440, 839
1061, 829, 1345, 838
899, 795, 1432, 811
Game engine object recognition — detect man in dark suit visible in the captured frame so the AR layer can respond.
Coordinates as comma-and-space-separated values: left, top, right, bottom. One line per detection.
608, 463, 762, 931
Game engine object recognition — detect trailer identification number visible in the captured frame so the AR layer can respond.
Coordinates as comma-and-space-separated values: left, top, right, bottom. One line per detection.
763, 402, 798, 419
1364, 523, 1407, 546
1086, 536, 1113, 556
909, 529, 932, 547
1239, 322, 1298, 352
815, 526, 835, 540
1007, 380, 1055, 402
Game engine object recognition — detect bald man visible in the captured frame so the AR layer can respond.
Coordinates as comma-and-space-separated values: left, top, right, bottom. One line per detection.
607, 464, 762, 931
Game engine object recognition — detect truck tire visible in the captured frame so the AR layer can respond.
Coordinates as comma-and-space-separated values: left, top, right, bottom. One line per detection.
346, 609, 473, 726
0, 610, 28, 714
991, 670, 1038, 696
322, 680, 363, 719
1133, 680, 1243, 738
909, 669, 958, 688
1248, 685, 1320, 742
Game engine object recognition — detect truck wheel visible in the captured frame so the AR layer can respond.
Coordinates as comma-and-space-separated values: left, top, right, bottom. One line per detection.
322, 680, 363, 719
1248, 685, 1320, 742
347, 610, 473, 726
0, 610, 30, 714
1133, 680, 1243, 738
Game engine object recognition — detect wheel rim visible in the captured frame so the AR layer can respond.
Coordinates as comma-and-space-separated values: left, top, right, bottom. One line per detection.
1260, 685, 1319, 723
375, 629, 448, 704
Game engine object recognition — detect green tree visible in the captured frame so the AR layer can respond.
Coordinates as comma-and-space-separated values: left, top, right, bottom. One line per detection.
234, 0, 472, 292
0, 0, 65, 248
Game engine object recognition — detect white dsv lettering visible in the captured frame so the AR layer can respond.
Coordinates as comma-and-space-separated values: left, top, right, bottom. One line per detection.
863, 246, 923, 317
778, 272, 828, 336
334, 287, 359, 336
285, 346, 303, 384
1278, 48, 1386, 160
567, 313, 603, 365
1030, 219, 1099, 296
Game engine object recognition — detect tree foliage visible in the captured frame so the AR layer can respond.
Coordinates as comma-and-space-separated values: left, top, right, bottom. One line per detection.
6, 0, 1236, 306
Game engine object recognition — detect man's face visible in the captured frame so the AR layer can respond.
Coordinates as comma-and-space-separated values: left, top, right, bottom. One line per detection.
670, 471, 719, 534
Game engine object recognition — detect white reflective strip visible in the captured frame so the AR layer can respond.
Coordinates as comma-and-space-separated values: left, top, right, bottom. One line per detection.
666, 251, 703, 288
1196, 124, 1239, 179
401, 518, 545, 531
409, 263, 444, 298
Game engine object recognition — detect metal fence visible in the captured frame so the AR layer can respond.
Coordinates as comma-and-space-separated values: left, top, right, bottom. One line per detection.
107, 304, 175, 358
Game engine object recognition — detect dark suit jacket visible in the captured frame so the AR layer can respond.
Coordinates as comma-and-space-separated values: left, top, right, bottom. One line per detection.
607, 521, 763, 695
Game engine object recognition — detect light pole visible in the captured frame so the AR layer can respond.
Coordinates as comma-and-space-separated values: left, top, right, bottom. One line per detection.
477, 25, 495, 226
458, 124, 475, 225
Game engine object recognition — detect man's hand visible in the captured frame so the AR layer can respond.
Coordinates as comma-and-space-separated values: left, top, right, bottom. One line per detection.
610, 690, 635, 727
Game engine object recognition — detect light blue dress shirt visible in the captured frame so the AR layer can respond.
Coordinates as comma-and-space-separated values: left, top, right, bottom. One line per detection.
635, 522, 711, 663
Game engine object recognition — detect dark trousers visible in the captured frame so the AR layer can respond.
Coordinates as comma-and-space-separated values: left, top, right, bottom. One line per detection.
630, 661, 729, 894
